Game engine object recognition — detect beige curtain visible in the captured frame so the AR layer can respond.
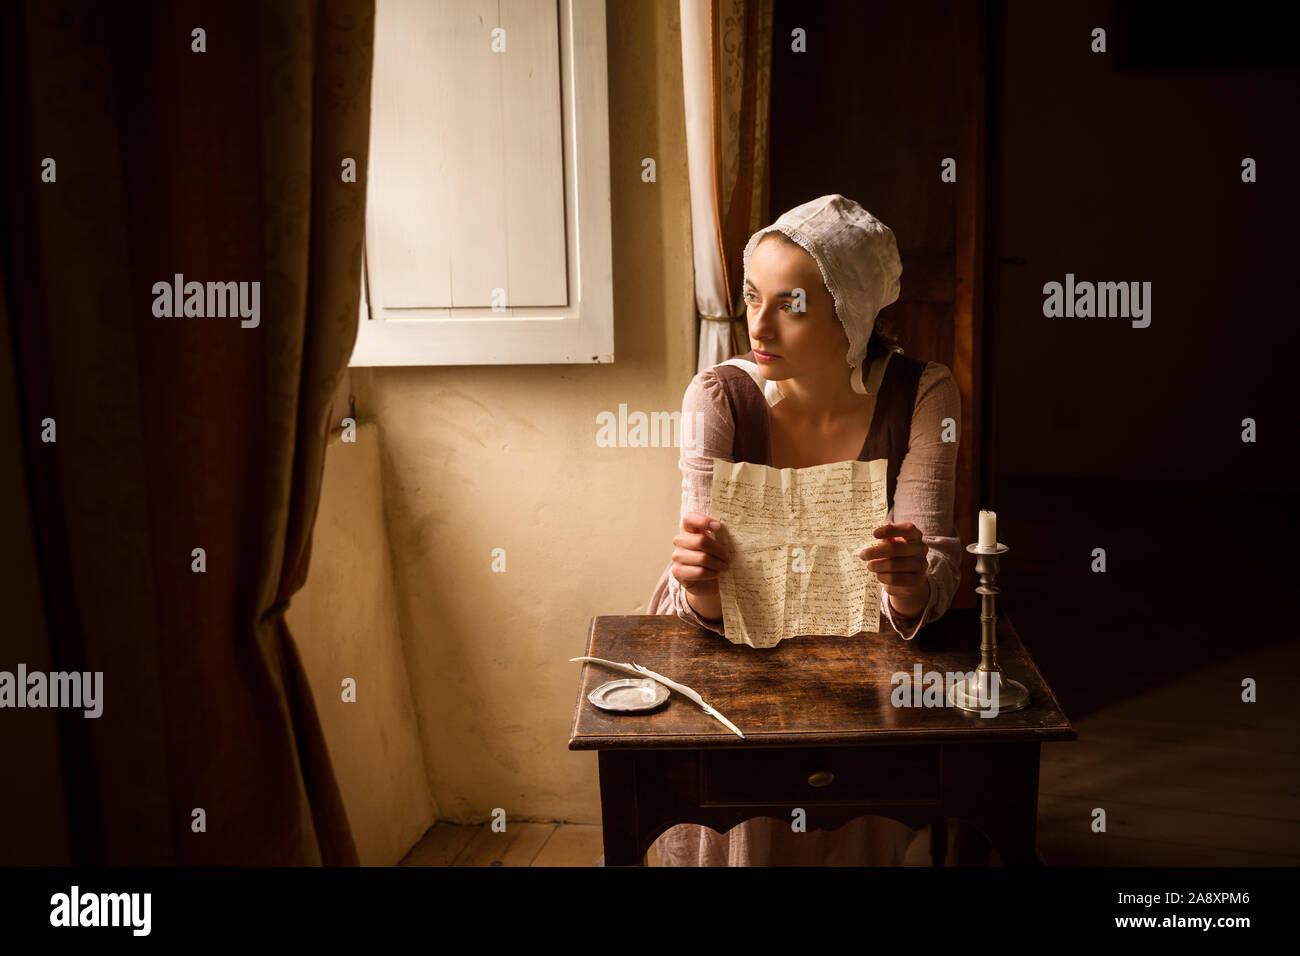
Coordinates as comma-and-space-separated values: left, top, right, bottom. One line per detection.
0, 0, 372, 864
680, 0, 774, 371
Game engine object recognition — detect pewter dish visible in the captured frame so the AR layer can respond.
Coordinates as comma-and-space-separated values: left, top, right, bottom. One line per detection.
588, 678, 669, 713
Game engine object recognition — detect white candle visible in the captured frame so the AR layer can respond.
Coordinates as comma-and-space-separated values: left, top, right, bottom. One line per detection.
978, 509, 997, 548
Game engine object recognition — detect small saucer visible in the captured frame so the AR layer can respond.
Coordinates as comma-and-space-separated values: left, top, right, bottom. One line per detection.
588, 678, 669, 713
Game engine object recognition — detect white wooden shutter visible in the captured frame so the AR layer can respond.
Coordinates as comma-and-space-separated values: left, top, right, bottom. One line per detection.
351, 0, 613, 366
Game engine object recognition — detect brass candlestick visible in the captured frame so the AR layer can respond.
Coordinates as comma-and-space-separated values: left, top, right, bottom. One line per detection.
947, 542, 1029, 715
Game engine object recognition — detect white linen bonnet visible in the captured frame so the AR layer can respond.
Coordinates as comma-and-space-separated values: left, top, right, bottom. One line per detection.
741, 194, 902, 394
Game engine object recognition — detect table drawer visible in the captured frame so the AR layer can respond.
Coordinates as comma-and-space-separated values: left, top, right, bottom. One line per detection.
700, 746, 940, 806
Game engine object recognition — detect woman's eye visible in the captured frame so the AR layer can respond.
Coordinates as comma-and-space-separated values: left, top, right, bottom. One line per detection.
743, 295, 796, 314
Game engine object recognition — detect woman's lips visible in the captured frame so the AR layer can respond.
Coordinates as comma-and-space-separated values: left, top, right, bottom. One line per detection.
753, 349, 781, 361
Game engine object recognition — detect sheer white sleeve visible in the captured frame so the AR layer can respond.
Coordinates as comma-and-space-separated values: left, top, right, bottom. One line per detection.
879, 362, 963, 640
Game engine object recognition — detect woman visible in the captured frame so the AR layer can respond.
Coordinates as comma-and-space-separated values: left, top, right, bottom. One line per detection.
646, 194, 964, 866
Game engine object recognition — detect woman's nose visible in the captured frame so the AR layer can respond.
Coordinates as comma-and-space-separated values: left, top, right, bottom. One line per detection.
748, 303, 777, 340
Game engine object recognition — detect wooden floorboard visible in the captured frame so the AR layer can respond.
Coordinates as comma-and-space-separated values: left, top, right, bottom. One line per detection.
532, 823, 604, 866
1037, 792, 1300, 857
1038, 831, 1300, 866
451, 822, 556, 866
400, 822, 661, 866
398, 822, 476, 866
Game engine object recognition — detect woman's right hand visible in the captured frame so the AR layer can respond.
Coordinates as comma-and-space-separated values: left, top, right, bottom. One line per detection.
671, 512, 730, 597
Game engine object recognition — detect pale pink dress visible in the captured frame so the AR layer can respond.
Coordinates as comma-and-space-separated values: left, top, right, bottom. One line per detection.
646, 361, 963, 866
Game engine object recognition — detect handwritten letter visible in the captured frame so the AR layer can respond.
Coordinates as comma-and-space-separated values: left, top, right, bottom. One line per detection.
711, 458, 889, 648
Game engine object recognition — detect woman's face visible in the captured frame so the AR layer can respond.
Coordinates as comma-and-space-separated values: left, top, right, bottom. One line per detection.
743, 235, 847, 381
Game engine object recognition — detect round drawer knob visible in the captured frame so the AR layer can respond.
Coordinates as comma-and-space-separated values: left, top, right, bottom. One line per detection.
807, 770, 835, 788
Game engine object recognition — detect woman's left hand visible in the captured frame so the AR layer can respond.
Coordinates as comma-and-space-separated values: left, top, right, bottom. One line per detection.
860, 522, 931, 618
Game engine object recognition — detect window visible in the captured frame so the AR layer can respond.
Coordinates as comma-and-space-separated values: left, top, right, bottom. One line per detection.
351, 0, 614, 366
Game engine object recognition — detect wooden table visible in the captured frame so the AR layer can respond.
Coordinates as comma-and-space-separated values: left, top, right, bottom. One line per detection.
569, 607, 1076, 866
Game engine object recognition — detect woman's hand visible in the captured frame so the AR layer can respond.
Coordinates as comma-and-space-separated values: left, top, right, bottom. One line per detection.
672, 512, 730, 596
860, 521, 930, 618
